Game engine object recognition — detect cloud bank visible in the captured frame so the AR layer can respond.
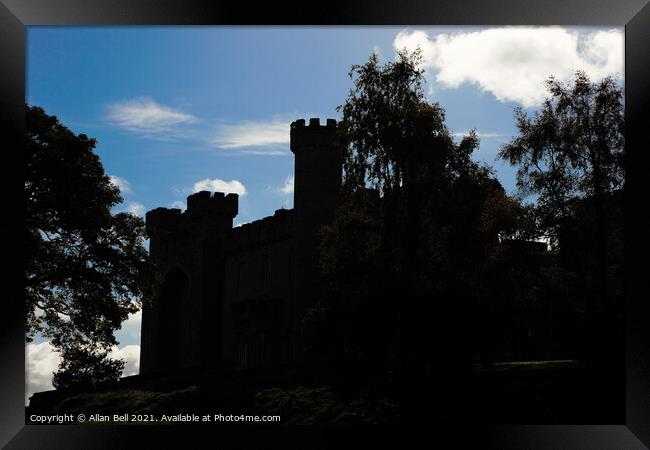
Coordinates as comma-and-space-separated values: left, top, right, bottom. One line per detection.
25, 341, 61, 405
115, 310, 142, 344
393, 27, 623, 107
111, 344, 140, 377
25, 340, 141, 405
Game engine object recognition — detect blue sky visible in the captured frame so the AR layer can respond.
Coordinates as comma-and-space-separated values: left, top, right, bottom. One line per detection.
25, 26, 623, 399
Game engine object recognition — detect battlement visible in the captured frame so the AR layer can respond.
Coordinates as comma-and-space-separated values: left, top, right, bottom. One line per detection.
145, 191, 239, 237
290, 118, 337, 151
186, 191, 239, 218
226, 208, 295, 252
145, 207, 183, 234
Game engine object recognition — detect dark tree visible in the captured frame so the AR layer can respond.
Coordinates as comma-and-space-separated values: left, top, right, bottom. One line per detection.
25, 105, 156, 389
498, 71, 623, 251
52, 342, 125, 390
309, 50, 520, 420
499, 72, 625, 374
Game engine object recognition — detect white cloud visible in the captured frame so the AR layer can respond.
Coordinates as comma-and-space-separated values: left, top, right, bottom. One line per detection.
105, 101, 307, 156
124, 310, 141, 329
106, 97, 197, 134
25, 340, 141, 405
192, 178, 247, 196
109, 175, 132, 194
110, 344, 140, 377
170, 200, 187, 211
115, 310, 142, 344
212, 119, 290, 153
125, 201, 145, 217
277, 175, 294, 195
393, 27, 623, 107
25, 341, 61, 405
452, 131, 504, 139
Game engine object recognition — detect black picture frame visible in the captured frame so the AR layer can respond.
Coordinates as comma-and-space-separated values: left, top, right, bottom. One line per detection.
2, 0, 649, 447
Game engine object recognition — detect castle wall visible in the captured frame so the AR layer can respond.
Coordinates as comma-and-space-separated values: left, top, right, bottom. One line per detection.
140, 192, 237, 374
141, 118, 342, 374
222, 209, 295, 368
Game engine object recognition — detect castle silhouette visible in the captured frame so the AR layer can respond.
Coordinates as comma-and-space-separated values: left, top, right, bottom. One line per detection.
140, 118, 342, 374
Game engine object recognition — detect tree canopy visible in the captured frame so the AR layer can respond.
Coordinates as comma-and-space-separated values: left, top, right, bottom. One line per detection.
303, 53, 626, 423
499, 71, 624, 243
308, 51, 522, 415
25, 105, 156, 389
498, 71, 625, 370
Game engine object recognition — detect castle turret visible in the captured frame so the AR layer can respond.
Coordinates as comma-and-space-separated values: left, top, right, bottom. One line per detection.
141, 191, 239, 374
186, 191, 238, 219
291, 118, 341, 219
140, 117, 343, 374
145, 191, 238, 249
290, 118, 343, 358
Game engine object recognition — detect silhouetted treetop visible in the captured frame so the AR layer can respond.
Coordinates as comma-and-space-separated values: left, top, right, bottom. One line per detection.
498, 72, 625, 359
499, 71, 624, 238
311, 50, 522, 407
25, 105, 156, 388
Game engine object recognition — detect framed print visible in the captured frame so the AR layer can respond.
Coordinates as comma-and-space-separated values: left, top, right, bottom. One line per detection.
2, 0, 649, 447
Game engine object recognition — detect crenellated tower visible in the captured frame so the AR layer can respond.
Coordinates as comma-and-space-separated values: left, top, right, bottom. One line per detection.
290, 118, 343, 358
140, 117, 343, 374
140, 192, 238, 374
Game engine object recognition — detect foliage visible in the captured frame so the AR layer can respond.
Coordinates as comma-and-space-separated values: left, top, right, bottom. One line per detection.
52, 342, 125, 390
336, 49, 442, 195
498, 72, 625, 367
498, 71, 624, 242
308, 50, 523, 397
25, 105, 157, 388
49, 387, 201, 416
254, 385, 399, 424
